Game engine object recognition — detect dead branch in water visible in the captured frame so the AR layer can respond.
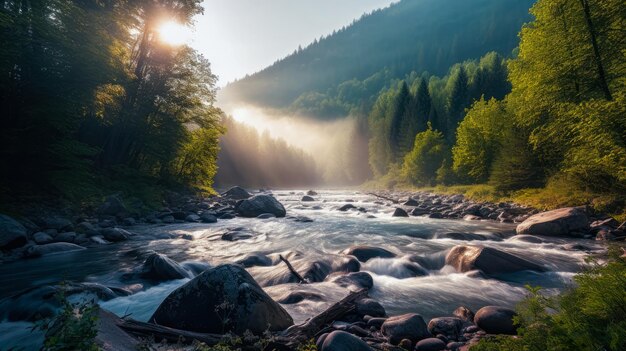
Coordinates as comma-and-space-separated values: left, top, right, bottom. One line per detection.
367, 192, 399, 204
279, 254, 307, 284
276, 288, 369, 346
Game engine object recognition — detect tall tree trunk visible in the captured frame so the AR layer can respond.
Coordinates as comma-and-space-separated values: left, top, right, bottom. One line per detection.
579, 0, 612, 101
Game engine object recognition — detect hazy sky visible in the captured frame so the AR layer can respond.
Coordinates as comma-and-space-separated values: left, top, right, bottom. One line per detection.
191, 0, 396, 86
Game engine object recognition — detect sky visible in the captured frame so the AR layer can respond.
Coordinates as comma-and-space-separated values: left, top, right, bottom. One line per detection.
190, 0, 396, 86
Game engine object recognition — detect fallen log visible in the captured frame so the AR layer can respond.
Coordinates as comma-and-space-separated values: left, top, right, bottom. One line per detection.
279, 254, 308, 284
117, 319, 223, 345
277, 288, 369, 346
367, 192, 399, 204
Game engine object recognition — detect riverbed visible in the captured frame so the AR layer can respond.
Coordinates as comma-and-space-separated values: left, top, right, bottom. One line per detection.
0, 190, 602, 349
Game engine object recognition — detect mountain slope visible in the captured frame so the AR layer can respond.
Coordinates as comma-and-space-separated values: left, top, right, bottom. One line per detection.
219, 0, 535, 113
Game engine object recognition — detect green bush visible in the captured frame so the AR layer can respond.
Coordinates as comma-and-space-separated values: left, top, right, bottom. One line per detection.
37, 294, 100, 351
401, 126, 450, 186
472, 247, 626, 351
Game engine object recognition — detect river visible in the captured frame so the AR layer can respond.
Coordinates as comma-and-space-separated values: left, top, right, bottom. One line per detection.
0, 190, 601, 349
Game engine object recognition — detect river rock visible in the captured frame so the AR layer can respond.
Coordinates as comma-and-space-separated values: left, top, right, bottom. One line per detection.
200, 212, 218, 223
301, 195, 316, 202
445, 245, 545, 275
356, 298, 386, 317
236, 195, 286, 218
381, 313, 430, 344
33, 232, 54, 244
516, 207, 589, 236
411, 208, 430, 216
474, 306, 517, 335
222, 186, 252, 200
275, 290, 324, 304
320, 331, 372, 351
97, 195, 128, 216
416, 338, 446, 351
221, 227, 255, 241
140, 253, 191, 281
0, 214, 28, 249
403, 199, 420, 206
427, 317, 464, 340
338, 204, 356, 211
237, 253, 273, 267
453, 306, 475, 322
101, 228, 131, 242
329, 272, 374, 290
307, 190, 318, 196
185, 214, 200, 222
54, 232, 77, 243
25, 242, 86, 257
393, 208, 409, 217
341, 246, 396, 262
150, 264, 293, 334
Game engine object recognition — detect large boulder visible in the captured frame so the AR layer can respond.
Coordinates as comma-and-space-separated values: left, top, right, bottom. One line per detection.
320, 331, 372, 351
445, 245, 545, 275
474, 306, 517, 335
0, 214, 28, 249
340, 246, 396, 262
140, 253, 192, 281
236, 195, 286, 218
221, 186, 252, 200
516, 207, 589, 236
381, 313, 430, 344
149, 264, 293, 334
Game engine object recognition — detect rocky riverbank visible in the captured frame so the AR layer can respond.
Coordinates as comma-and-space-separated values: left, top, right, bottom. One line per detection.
0, 187, 624, 350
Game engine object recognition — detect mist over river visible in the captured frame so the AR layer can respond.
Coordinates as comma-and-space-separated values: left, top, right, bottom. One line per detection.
0, 190, 602, 349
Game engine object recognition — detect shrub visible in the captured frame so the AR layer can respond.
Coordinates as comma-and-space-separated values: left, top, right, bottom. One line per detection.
471, 247, 626, 351
401, 126, 449, 186
37, 294, 100, 351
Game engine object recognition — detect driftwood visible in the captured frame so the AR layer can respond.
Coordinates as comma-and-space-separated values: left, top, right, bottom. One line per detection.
367, 192, 399, 204
279, 254, 307, 284
276, 288, 369, 346
116, 288, 368, 350
118, 319, 224, 345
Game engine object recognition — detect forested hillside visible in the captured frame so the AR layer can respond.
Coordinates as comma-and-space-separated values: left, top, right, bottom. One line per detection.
371, 0, 625, 215
0, 0, 222, 206
219, 0, 535, 117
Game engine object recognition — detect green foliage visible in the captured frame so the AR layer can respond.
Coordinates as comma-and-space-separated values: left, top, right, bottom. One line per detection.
367, 52, 512, 181
37, 294, 100, 351
452, 97, 507, 183
0, 0, 222, 206
471, 248, 626, 351
401, 126, 450, 187
296, 339, 318, 351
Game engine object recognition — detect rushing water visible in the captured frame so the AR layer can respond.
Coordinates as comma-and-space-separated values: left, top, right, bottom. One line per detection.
0, 190, 603, 349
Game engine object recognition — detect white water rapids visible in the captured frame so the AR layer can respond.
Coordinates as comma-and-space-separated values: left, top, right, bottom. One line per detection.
0, 190, 602, 349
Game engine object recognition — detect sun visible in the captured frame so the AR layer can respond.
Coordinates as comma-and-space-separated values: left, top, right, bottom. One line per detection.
157, 20, 192, 46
